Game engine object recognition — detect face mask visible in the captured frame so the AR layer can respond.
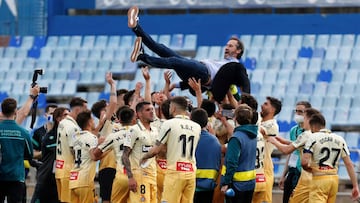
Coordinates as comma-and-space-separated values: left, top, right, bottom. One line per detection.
294, 114, 304, 123
47, 115, 53, 123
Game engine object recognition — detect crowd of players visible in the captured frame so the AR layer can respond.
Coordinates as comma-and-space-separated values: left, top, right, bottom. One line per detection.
1, 5, 360, 203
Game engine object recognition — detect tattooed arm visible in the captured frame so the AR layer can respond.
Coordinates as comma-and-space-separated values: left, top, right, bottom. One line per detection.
122, 146, 137, 192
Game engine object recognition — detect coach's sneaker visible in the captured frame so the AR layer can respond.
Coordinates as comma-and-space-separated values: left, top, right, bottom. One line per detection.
130, 37, 143, 62
128, 6, 139, 28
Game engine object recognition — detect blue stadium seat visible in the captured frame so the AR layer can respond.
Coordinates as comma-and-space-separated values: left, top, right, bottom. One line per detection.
309, 95, 323, 109
321, 107, 335, 123
8, 36, 22, 47
58, 36, 70, 47
276, 70, 291, 84
276, 35, 290, 49
272, 48, 285, 60
246, 48, 260, 59
315, 34, 329, 48
63, 80, 77, 95
60, 60, 73, 70
324, 47, 338, 60
77, 49, 89, 60
312, 47, 325, 58
11, 81, 26, 95
302, 34, 316, 48
281, 59, 295, 70
183, 34, 197, 50
273, 83, 287, 98
344, 69, 359, 84
331, 70, 344, 83
313, 82, 328, 96
243, 57, 256, 70
326, 82, 342, 97
285, 84, 299, 96
303, 71, 319, 83
251, 82, 261, 95
94, 35, 108, 48
89, 49, 102, 59
338, 165, 349, 180
317, 70, 332, 82
11, 59, 24, 70
262, 71, 277, 84
299, 83, 314, 95
259, 84, 273, 97
3, 47, 16, 58
289, 35, 303, 48
79, 72, 93, 84
120, 35, 134, 48
289, 70, 304, 85
263, 35, 277, 49
345, 132, 360, 149
338, 47, 352, 61
277, 107, 293, 122
21, 36, 34, 49
348, 108, 360, 123
64, 48, 77, 60
337, 96, 352, 111
17, 70, 32, 81
69, 36, 82, 48
334, 59, 349, 70
323, 95, 338, 109
33, 36, 47, 48
169, 33, 184, 50
239, 35, 252, 50
67, 70, 80, 80
85, 60, 98, 70
52, 48, 64, 59
250, 69, 265, 83
321, 59, 335, 71
98, 60, 111, 70
259, 48, 273, 60
82, 35, 95, 48
48, 81, 63, 96
254, 58, 267, 70
341, 83, 355, 97
208, 46, 222, 60
294, 58, 309, 70
251, 35, 264, 48
284, 47, 299, 60
349, 60, 360, 70
351, 47, 360, 60
111, 61, 124, 71
342, 34, 355, 47
27, 46, 41, 59
54, 70, 68, 80
46, 36, 58, 47
195, 46, 209, 59
328, 34, 342, 47
298, 47, 312, 58
107, 36, 120, 48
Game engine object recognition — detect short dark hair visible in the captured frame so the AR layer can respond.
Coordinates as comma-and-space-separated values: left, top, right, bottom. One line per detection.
160, 99, 172, 120
221, 103, 235, 110
309, 113, 326, 128
200, 99, 216, 117
76, 110, 92, 130
70, 97, 87, 109
135, 101, 151, 113
45, 104, 58, 113
267, 96, 282, 116
191, 108, 208, 128
240, 93, 258, 110
91, 99, 107, 119
123, 90, 135, 106
1, 98, 17, 117
234, 104, 253, 125
116, 106, 135, 125
296, 101, 312, 108
171, 96, 188, 112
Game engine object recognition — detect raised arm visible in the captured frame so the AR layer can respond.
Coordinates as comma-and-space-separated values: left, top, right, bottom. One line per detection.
188, 77, 203, 107
16, 85, 40, 124
106, 72, 117, 120
142, 66, 152, 103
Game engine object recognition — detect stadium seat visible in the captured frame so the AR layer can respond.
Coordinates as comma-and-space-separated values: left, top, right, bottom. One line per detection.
348, 108, 360, 124
277, 107, 293, 122
48, 81, 64, 96
243, 57, 256, 70
299, 83, 314, 95
309, 95, 323, 109
276, 35, 290, 49
263, 35, 277, 49
69, 36, 82, 48
60, 60, 73, 70
289, 70, 304, 85
328, 34, 342, 47
341, 34, 355, 47
298, 47, 313, 58
63, 80, 77, 95
267, 59, 281, 70
321, 107, 335, 123
64, 48, 77, 60
46, 36, 58, 47
254, 58, 267, 70
284, 47, 299, 60
272, 48, 286, 60
8, 36, 22, 47
341, 83, 355, 97
250, 82, 261, 95
313, 82, 328, 96
281, 93, 296, 107
158, 34, 171, 47
345, 132, 360, 149
334, 59, 349, 70
337, 47, 352, 61
302, 34, 316, 48
344, 69, 359, 84
3, 47, 16, 58
21, 36, 34, 49
326, 82, 342, 97
239, 35, 252, 50
251, 35, 265, 48
11, 59, 24, 70
183, 34, 197, 50
338, 165, 349, 180
58, 36, 70, 47
295, 58, 309, 70
337, 95, 352, 111
262, 71, 277, 85
94, 35, 108, 48
276, 70, 291, 84
120, 35, 134, 48
82, 35, 95, 48
349, 60, 360, 70
67, 70, 80, 80
331, 70, 345, 83
208, 46, 222, 60
289, 35, 303, 48
315, 34, 329, 48
303, 70, 319, 83
259, 84, 273, 97
195, 46, 209, 59
281, 59, 295, 70
169, 33, 184, 50
317, 70, 332, 82
246, 48, 260, 59
324, 47, 338, 60
17, 70, 32, 81
250, 69, 265, 83
89, 49, 102, 59
107, 36, 120, 48
285, 83, 299, 96
259, 48, 273, 60
79, 72, 93, 84
312, 47, 326, 58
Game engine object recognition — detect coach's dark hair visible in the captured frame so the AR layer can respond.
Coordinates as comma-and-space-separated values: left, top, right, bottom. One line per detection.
1, 98, 17, 117
116, 89, 128, 96
234, 104, 253, 125
76, 110, 92, 130
91, 99, 107, 119
116, 106, 135, 125
267, 96, 282, 116
296, 101, 312, 108
70, 97, 87, 109
171, 96, 188, 112
52, 107, 68, 127
304, 108, 321, 118
160, 99, 172, 120
200, 99, 216, 117
135, 101, 151, 113
191, 108, 208, 128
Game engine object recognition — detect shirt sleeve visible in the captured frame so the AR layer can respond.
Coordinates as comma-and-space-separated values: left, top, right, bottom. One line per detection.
158, 121, 171, 145
24, 131, 34, 160
98, 133, 115, 152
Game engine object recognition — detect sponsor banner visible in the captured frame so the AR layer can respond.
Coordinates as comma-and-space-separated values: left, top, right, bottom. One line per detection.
96, 0, 360, 9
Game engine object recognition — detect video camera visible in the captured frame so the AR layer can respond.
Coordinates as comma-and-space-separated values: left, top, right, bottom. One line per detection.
32, 69, 47, 93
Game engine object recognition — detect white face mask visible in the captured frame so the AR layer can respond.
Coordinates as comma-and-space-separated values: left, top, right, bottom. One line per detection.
294, 114, 304, 123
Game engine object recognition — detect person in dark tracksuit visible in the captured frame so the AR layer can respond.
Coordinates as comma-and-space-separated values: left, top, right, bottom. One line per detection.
192, 108, 222, 203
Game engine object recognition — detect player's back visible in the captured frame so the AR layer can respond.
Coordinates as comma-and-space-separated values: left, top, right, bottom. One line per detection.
160, 116, 201, 172
55, 116, 80, 178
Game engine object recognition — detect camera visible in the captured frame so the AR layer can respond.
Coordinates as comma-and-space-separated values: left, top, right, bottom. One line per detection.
32, 69, 47, 93
221, 109, 234, 118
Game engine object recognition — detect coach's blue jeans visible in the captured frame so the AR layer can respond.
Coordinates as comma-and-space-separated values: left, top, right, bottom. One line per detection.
132, 25, 210, 86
